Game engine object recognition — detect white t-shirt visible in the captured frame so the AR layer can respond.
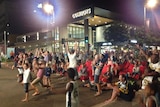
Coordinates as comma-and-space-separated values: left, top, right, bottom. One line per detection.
148, 59, 160, 73
66, 81, 79, 107
142, 59, 160, 89
94, 62, 103, 75
18, 66, 23, 74
68, 52, 77, 68
141, 76, 153, 89
22, 68, 31, 83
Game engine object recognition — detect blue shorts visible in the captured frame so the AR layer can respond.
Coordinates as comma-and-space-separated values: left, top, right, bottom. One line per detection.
24, 83, 29, 93
94, 75, 100, 83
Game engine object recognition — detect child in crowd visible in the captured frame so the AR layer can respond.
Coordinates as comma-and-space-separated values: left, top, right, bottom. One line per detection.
12, 55, 19, 70
44, 63, 52, 87
142, 83, 159, 107
51, 61, 57, 73
92, 54, 103, 96
139, 75, 160, 107
66, 68, 79, 107
17, 60, 24, 83
82, 56, 94, 88
104, 74, 135, 105
58, 61, 67, 76
131, 60, 141, 80
77, 61, 88, 82
21, 63, 31, 102
31, 60, 46, 96
32, 58, 39, 76
100, 64, 113, 89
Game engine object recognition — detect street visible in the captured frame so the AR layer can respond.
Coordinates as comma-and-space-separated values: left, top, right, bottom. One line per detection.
0, 63, 140, 107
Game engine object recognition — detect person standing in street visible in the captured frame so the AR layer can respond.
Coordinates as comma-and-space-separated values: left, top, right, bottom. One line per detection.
21, 63, 31, 102
66, 68, 79, 107
30, 60, 46, 96
65, 42, 79, 80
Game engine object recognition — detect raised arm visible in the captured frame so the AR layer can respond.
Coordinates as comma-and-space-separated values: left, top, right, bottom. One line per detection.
74, 41, 79, 53
136, 44, 149, 60
65, 42, 69, 54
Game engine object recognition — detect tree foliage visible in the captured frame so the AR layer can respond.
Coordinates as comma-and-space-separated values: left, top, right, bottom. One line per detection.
134, 27, 160, 45
103, 22, 160, 46
103, 22, 129, 43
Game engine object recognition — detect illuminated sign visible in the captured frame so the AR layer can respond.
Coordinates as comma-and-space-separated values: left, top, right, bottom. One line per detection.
102, 42, 112, 46
130, 39, 137, 44
72, 8, 92, 19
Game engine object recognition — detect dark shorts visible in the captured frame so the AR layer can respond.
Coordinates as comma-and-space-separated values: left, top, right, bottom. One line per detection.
24, 83, 29, 93
14, 62, 18, 67
94, 75, 100, 83
119, 92, 134, 101
73, 68, 78, 80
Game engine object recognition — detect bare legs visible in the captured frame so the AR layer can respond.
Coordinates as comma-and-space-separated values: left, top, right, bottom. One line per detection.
22, 83, 29, 102
104, 86, 119, 104
30, 83, 40, 96
21, 92, 29, 102
94, 83, 102, 96
30, 78, 41, 96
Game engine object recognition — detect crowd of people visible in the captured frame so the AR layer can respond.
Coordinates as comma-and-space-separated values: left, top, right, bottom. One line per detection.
9, 42, 160, 107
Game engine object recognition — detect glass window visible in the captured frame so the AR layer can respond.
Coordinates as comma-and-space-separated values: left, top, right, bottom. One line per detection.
51, 30, 54, 37
16, 36, 25, 43
80, 28, 84, 38
68, 24, 85, 39
27, 34, 37, 41
39, 32, 47, 40
72, 27, 76, 38
47, 31, 52, 38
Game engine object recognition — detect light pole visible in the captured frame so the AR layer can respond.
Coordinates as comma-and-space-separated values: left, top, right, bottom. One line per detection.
144, 0, 158, 28
3, 31, 7, 55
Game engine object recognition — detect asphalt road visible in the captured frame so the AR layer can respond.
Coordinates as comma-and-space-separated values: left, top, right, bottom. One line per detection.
0, 63, 140, 107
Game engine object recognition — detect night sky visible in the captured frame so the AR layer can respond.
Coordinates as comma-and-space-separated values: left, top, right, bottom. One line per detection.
2, 0, 159, 35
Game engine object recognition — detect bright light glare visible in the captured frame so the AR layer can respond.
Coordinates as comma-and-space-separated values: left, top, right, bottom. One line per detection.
33, 10, 37, 13
146, 0, 157, 8
43, 3, 53, 14
102, 42, 112, 46
130, 40, 137, 44
37, 3, 42, 8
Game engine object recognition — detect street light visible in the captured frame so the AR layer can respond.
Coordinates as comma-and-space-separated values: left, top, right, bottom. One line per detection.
44, 3, 55, 24
37, 3, 55, 23
146, 0, 158, 8
43, 3, 54, 14
37, 3, 55, 52
144, 0, 158, 27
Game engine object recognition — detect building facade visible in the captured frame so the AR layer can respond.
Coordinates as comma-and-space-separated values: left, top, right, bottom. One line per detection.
13, 6, 122, 53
